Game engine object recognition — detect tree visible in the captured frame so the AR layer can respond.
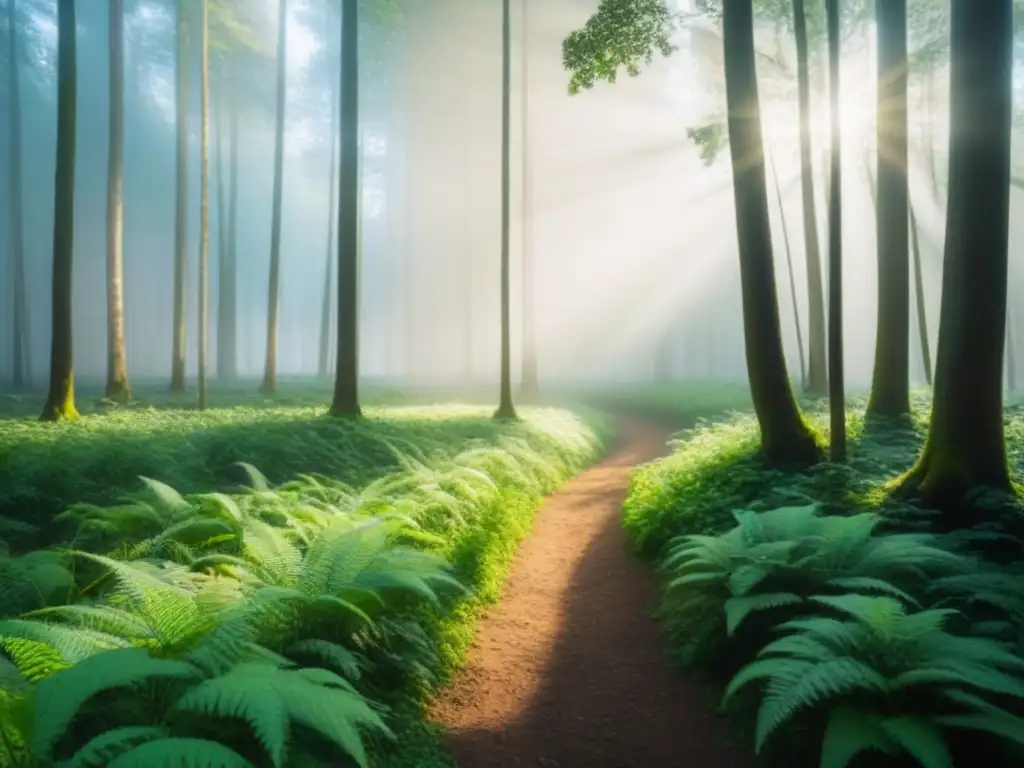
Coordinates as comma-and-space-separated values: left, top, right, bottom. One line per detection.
520, 0, 537, 401
6, 0, 29, 390
866, 0, 910, 418
892, 0, 1015, 515
330, 0, 360, 418
791, 0, 827, 396
171, 0, 190, 394
198, 0, 210, 410
261, 0, 288, 394
319, 24, 339, 382
564, 0, 820, 465
41, 0, 79, 422
825, 0, 844, 460
494, 0, 518, 421
768, 147, 806, 389
104, 0, 130, 401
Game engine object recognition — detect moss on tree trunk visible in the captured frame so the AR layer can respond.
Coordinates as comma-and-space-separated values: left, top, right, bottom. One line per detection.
893, 0, 1015, 516
42, 0, 78, 423
722, 0, 821, 468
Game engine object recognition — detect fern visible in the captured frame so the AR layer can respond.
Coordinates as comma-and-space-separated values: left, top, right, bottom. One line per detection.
725, 594, 1024, 764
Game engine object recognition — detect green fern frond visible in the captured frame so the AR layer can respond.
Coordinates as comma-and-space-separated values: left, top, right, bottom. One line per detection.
106, 737, 254, 768
876, 716, 952, 768
820, 706, 895, 768
65, 725, 169, 768
31, 647, 198, 760
724, 593, 803, 636
173, 662, 388, 768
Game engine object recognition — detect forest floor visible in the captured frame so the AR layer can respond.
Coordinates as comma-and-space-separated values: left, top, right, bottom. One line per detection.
428, 418, 752, 768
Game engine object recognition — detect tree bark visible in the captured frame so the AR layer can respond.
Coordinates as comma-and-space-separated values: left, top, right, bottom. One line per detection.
105, 0, 130, 401
721, 0, 821, 466
866, 0, 909, 418
895, 0, 1014, 514
197, 0, 209, 410
319, 34, 339, 381
41, 0, 78, 422
261, 0, 288, 394
330, 0, 361, 417
792, 0, 827, 395
494, 0, 518, 421
171, 0, 189, 394
7, 0, 29, 390
825, 0, 845, 460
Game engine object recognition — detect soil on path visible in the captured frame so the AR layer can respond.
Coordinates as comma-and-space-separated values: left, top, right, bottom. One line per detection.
428, 419, 752, 768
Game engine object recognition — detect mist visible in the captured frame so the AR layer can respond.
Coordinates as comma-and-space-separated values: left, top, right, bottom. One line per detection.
2, 0, 1024, 395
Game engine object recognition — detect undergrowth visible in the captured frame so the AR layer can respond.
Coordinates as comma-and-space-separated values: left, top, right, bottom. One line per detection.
0, 405, 609, 767
623, 393, 1024, 768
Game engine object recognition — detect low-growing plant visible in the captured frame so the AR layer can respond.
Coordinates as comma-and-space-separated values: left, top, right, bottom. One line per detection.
724, 594, 1024, 767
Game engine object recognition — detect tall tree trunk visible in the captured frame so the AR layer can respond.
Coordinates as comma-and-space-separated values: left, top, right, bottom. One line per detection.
896, 0, 1014, 514
768, 147, 806, 389
171, 0, 189, 393
105, 0, 130, 401
494, 0, 518, 421
330, 0, 361, 417
197, 0, 209, 410
922, 70, 941, 201
721, 0, 821, 466
909, 203, 932, 385
214, 66, 229, 379
225, 79, 239, 379
825, 0, 845, 460
41, 0, 78, 422
319, 38, 339, 381
1007, 305, 1018, 393
867, 0, 909, 418
792, 0, 827, 395
7, 0, 29, 389
520, 0, 537, 400
262, 0, 287, 394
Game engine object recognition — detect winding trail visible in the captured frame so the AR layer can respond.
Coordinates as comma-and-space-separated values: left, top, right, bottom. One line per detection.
429, 419, 751, 767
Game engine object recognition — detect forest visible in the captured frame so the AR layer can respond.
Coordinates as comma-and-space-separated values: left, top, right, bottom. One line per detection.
1, 0, 1023, 766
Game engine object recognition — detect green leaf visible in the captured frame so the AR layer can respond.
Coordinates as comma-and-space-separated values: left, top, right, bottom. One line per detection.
820, 706, 895, 768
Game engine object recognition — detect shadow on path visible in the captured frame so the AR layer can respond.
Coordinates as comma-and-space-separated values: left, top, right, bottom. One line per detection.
429, 419, 752, 768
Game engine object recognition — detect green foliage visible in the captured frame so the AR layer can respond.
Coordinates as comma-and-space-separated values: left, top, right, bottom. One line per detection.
623, 395, 1024, 766
563, 0, 678, 95
0, 404, 607, 767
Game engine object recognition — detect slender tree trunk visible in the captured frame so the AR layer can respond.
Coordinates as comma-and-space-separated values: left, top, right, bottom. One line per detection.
41, 0, 78, 422
171, 0, 189, 393
225, 80, 239, 379
330, 0, 360, 417
866, 0, 909, 418
7, 0, 29, 389
319, 40, 339, 381
909, 203, 932, 385
197, 0, 209, 410
792, 0, 827, 395
825, 0, 845, 460
923, 70, 941, 201
261, 0, 288, 393
520, 0, 537, 400
1007, 305, 1018, 393
104, 0, 130, 401
768, 147, 806, 389
214, 65, 230, 380
494, 0, 518, 421
721, 0, 821, 466
896, 0, 1014, 515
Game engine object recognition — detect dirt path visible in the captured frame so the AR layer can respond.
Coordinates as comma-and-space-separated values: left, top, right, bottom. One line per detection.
429, 419, 751, 768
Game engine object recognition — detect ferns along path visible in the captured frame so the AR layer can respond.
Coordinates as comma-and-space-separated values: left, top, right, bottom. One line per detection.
430, 419, 751, 768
